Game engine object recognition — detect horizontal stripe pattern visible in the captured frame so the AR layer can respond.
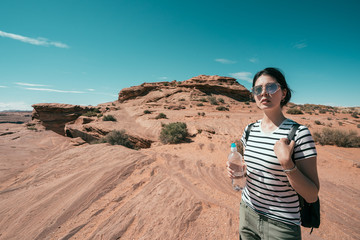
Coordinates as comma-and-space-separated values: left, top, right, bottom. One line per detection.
240, 118, 317, 225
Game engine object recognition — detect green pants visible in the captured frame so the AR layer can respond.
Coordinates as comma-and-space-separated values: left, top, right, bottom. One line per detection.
239, 200, 301, 240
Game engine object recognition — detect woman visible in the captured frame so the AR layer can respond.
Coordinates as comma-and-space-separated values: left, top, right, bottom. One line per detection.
227, 67, 319, 239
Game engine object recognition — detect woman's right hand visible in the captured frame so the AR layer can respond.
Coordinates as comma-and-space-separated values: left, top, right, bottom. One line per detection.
226, 161, 235, 179
227, 161, 246, 179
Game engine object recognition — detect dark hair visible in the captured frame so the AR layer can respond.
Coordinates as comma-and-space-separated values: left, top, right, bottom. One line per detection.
252, 67, 292, 107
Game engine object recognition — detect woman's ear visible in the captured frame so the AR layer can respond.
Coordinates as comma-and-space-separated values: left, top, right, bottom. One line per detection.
282, 88, 287, 100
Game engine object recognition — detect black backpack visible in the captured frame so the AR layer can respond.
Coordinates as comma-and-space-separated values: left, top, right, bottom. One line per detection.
245, 122, 320, 233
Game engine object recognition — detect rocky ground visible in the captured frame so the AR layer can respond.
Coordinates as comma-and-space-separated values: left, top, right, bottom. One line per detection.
0, 76, 359, 240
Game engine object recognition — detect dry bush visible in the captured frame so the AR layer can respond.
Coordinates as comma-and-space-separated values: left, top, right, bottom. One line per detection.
155, 113, 167, 119
97, 130, 135, 149
351, 112, 359, 118
216, 106, 229, 111
313, 128, 360, 148
83, 109, 101, 117
314, 120, 322, 125
286, 108, 304, 115
160, 122, 188, 144
208, 96, 219, 105
103, 115, 117, 121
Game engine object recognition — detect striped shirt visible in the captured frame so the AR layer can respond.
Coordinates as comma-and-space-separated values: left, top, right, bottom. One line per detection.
240, 118, 317, 225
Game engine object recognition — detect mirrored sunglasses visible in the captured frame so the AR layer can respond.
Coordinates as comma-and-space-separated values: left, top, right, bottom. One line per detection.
252, 82, 281, 96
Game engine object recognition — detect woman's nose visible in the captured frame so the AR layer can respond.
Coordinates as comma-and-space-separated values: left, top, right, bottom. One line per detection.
260, 86, 268, 96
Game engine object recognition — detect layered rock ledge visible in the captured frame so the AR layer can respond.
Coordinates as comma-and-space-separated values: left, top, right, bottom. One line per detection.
32, 103, 97, 135
118, 75, 251, 102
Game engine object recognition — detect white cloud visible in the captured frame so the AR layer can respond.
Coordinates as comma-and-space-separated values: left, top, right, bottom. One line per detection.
15, 82, 48, 87
249, 57, 258, 63
87, 89, 95, 91
0, 86, 8, 88
229, 72, 253, 83
293, 40, 307, 49
215, 58, 236, 64
25, 87, 84, 94
0, 30, 69, 48
158, 77, 168, 80
0, 102, 32, 111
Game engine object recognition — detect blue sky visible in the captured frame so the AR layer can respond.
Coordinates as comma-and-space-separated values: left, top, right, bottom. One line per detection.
1, 0, 359, 111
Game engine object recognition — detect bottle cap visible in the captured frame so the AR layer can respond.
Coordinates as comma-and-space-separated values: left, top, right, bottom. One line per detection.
231, 143, 236, 148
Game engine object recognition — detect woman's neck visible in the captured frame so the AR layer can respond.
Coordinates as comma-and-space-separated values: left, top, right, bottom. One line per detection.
261, 109, 286, 129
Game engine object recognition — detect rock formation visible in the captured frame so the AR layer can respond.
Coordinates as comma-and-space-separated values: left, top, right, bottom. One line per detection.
32, 103, 97, 135
118, 75, 251, 102
32, 75, 251, 148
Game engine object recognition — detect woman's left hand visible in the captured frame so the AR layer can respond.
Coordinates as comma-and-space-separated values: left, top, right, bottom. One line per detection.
274, 138, 296, 169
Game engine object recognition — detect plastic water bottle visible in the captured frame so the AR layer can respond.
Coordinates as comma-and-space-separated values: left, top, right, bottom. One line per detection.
228, 143, 245, 191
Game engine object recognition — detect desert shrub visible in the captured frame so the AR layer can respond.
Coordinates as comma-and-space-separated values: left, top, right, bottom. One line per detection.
179, 98, 185, 101
314, 120, 322, 125
286, 108, 304, 115
83, 110, 99, 117
159, 122, 188, 144
27, 126, 37, 131
208, 96, 218, 105
197, 112, 205, 116
103, 115, 117, 121
216, 106, 229, 111
245, 101, 250, 105
218, 98, 225, 104
155, 113, 167, 119
97, 113, 103, 118
327, 117, 332, 120
338, 122, 343, 126
199, 98, 208, 102
97, 130, 134, 149
357, 124, 360, 128
319, 109, 327, 114
197, 103, 204, 107
313, 128, 360, 148
144, 110, 151, 114
351, 112, 359, 118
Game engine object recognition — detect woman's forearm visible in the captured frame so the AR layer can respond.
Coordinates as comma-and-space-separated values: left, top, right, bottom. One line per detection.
285, 164, 319, 203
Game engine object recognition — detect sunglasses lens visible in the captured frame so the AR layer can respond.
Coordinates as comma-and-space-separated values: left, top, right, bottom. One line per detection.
253, 85, 263, 96
267, 83, 279, 94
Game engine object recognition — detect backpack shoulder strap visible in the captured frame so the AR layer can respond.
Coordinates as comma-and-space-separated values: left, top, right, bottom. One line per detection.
245, 122, 255, 143
287, 123, 300, 141
288, 123, 300, 164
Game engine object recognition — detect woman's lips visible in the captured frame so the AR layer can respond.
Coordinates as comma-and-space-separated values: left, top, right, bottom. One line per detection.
261, 99, 270, 103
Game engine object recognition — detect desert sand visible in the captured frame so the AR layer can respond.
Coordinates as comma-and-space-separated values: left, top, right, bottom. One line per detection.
1, 78, 359, 240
